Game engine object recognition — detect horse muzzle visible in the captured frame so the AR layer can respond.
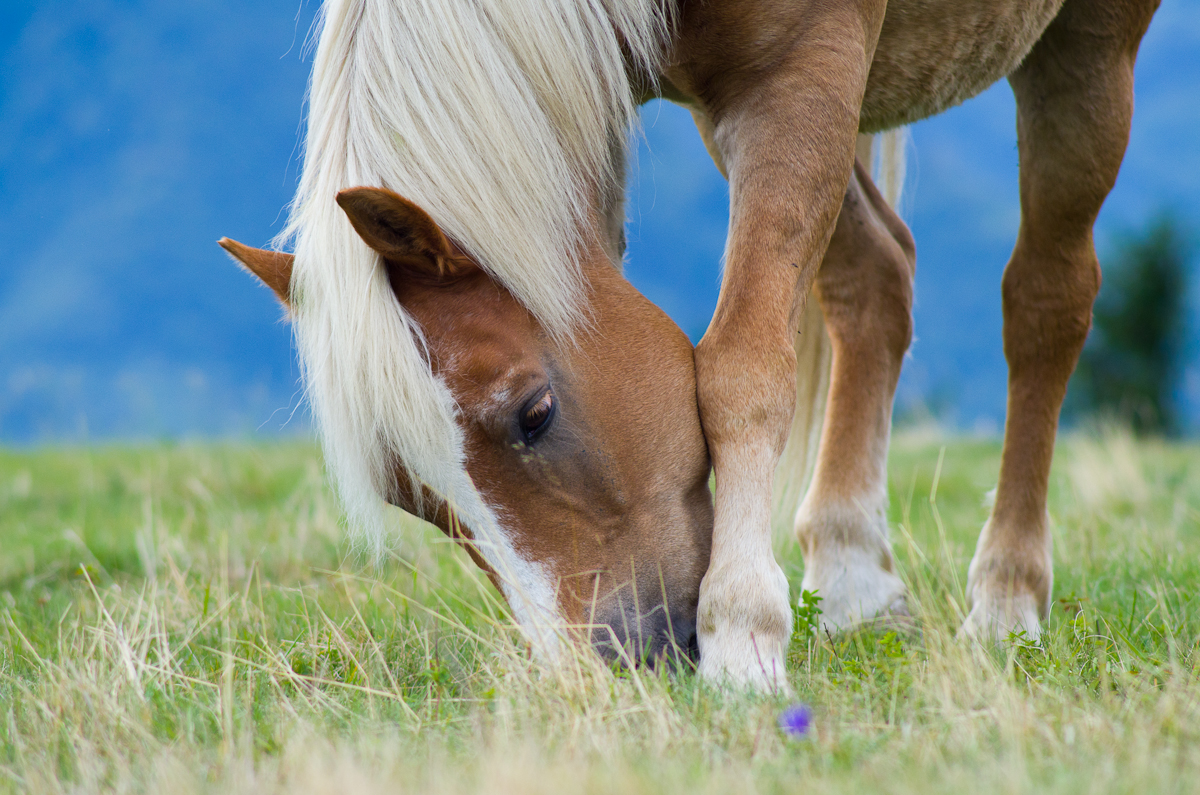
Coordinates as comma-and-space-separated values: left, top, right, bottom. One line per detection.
589, 603, 699, 667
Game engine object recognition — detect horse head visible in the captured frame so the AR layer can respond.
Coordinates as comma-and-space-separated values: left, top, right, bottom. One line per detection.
221, 186, 713, 665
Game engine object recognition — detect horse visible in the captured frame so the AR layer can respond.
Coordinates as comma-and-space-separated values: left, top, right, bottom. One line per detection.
220, 0, 1161, 688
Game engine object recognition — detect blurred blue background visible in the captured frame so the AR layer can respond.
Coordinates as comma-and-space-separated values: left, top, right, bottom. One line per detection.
2, 0, 1198, 442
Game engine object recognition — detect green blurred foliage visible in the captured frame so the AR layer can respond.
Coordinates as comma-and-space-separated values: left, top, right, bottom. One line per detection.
1069, 214, 1193, 435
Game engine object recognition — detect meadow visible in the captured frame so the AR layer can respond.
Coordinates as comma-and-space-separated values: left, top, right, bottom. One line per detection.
2, 431, 1199, 793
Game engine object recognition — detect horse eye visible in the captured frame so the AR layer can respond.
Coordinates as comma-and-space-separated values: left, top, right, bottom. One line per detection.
519, 390, 556, 443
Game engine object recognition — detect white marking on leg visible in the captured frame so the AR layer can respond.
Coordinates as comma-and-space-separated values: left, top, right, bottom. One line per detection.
698, 455, 793, 691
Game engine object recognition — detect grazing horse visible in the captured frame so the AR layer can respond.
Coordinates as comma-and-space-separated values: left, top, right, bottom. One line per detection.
221, 0, 1160, 687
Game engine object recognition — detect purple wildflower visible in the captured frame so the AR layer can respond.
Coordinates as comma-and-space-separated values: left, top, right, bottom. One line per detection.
778, 703, 813, 738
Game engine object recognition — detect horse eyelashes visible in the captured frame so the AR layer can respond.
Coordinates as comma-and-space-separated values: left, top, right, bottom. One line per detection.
521, 390, 556, 442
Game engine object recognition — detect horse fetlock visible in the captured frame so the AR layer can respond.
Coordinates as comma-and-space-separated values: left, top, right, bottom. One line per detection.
798, 544, 908, 634
962, 526, 1052, 643
793, 499, 890, 553
793, 502, 908, 633
696, 559, 793, 691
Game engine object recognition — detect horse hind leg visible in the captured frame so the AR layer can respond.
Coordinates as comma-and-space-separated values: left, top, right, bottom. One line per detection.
961, 0, 1158, 641
792, 155, 916, 634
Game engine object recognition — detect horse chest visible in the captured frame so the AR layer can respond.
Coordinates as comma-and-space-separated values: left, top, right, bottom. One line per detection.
860, 0, 1067, 131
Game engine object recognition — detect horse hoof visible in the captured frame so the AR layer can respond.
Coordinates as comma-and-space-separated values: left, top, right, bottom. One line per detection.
804, 560, 910, 637
697, 647, 792, 693
823, 594, 921, 641
695, 556, 793, 692
958, 593, 1042, 644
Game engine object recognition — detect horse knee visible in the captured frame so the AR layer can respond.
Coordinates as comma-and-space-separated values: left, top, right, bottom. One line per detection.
1000, 246, 1099, 375
694, 335, 797, 459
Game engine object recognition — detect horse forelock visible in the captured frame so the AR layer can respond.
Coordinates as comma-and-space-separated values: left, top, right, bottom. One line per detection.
276, 0, 667, 651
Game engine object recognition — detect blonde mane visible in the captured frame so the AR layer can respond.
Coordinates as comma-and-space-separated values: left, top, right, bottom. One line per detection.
277, 0, 667, 630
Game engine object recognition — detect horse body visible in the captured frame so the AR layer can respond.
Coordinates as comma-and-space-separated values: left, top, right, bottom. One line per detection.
862, 0, 1067, 130
222, 0, 1160, 683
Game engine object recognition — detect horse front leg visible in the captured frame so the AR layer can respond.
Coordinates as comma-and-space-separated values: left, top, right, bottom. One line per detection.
670, 0, 887, 688
961, 0, 1158, 641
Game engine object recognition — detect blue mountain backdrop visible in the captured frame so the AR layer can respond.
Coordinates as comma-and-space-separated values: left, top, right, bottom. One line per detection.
2, 0, 1198, 442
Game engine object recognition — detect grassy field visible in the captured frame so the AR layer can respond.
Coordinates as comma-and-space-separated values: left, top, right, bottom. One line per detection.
2, 431, 1200, 793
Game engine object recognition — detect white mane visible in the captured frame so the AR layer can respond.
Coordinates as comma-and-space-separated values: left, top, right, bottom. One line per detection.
278, 0, 667, 638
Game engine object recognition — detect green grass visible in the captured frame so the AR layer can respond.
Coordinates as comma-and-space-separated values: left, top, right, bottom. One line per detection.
2, 431, 1200, 793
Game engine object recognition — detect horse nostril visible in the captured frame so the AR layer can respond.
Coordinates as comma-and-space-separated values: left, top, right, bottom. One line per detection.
664, 615, 699, 668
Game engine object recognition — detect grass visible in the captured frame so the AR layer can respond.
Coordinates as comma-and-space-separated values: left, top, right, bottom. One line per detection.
2, 431, 1200, 793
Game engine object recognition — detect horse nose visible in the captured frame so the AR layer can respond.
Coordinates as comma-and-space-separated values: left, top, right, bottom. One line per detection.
591, 606, 699, 668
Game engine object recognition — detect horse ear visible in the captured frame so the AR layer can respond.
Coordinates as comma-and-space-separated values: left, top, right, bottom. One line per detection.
336, 187, 473, 279
219, 238, 294, 306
